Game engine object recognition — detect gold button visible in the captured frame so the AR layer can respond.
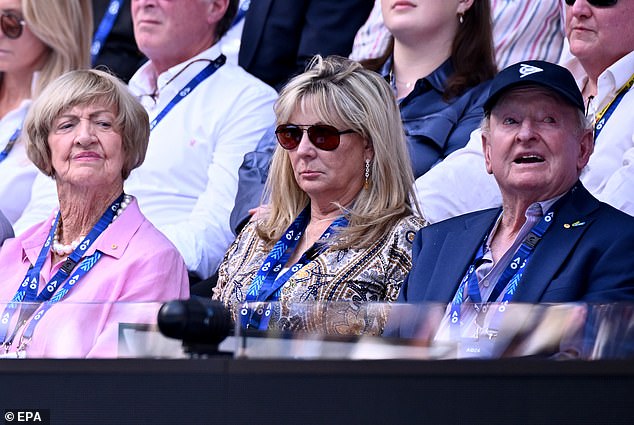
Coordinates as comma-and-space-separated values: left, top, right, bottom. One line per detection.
563, 224, 571, 229
111, 244, 118, 249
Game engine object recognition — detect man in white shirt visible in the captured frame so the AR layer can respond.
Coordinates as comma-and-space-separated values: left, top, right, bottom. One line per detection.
416, 0, 634, 222
14, 0, 277, 280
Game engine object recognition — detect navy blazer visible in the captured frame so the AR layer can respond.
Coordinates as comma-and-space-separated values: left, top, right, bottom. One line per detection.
238, 0, 373, 90
400, 183, 634, 305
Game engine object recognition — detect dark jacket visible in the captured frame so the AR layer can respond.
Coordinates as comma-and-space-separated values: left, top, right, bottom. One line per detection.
239, 0, 373, 91
92, 0, 146, 83
400, 182, 634, 305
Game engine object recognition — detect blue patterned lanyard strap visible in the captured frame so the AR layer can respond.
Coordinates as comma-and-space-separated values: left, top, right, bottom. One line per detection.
0, 193, 125, 351
91, 0, 122, 65
231, 0, 250, 28
149, 55, 226, 131
0, 128, 20, 163
594, 72, 634, 141
449, 209, 555, 338
240, 207, 348, 330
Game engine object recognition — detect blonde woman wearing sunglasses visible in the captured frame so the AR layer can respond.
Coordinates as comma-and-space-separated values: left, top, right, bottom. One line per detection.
0, 0, 91, 225
213, 55, 425, 336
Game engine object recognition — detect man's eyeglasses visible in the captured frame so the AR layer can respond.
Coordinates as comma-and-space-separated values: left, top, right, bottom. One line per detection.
564, 0, 618, 7
275, 124, 355, 151
1, 13, 26, 40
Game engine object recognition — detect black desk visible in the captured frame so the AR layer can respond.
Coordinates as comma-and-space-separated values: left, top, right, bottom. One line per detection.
1, 358, 633, 424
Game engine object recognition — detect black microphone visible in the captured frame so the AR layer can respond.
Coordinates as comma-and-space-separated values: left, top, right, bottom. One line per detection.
157, 297, 234, 354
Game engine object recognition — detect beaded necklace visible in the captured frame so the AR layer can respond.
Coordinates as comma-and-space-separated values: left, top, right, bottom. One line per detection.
51, 194, 132, 256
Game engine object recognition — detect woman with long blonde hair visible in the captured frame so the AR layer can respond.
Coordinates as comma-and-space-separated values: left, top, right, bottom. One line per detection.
213, 55, 424, 335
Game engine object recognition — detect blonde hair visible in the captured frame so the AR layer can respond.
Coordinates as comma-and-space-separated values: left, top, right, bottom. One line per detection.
257, 55, 420, 249
22, 0, 92, 97
25, 69, 150, 179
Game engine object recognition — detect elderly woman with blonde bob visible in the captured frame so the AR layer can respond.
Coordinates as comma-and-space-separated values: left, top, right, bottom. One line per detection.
0, 69, 189, 358
213, 55, 424, 334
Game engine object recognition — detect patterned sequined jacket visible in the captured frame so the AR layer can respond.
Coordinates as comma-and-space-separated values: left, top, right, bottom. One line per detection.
213, 215, 425, 336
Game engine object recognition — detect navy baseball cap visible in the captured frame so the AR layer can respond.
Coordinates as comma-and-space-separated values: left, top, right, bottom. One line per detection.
483, 60, 584, 114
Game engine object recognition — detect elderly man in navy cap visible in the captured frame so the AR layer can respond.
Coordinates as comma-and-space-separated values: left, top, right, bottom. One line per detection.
394, 61, 634, 352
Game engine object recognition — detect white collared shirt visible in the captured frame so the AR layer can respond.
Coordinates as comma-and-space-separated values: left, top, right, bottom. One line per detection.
565, 51, 634, 215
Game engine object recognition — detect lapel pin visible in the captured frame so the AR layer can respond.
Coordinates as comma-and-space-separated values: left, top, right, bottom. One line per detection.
564, 221, 586, 229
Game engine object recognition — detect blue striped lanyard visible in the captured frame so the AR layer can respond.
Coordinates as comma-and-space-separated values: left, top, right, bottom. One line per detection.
231, 0, 250, 28
91, 0, 122, 65
149, 55, 226, 131
0, 193, 125, 352
0, 128, 20, 163
449, 209, 555, 339
240, 206, 348, 330
594, 72, 634, 141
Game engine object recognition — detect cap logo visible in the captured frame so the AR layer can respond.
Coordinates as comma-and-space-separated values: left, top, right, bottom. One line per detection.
518, 64, 544, 78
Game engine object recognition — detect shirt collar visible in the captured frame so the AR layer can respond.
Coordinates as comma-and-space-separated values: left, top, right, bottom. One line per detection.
20, 197, 145, 265
129, 44, 224, 97
487, 193, 564, 249
380, 55, 454, 94
563, 50, 634, 101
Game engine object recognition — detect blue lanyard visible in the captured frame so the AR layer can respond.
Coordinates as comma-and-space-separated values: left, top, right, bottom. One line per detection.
91, 0, 122, 65
149, 55, 226, 131
449, 209, 555, 338
594, 72, 634, 141
231, 0, 250, 28
240, 207, 348, 330
19, 252, 104, 349
0, 128, 20, 163
0, 193, 125, 350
